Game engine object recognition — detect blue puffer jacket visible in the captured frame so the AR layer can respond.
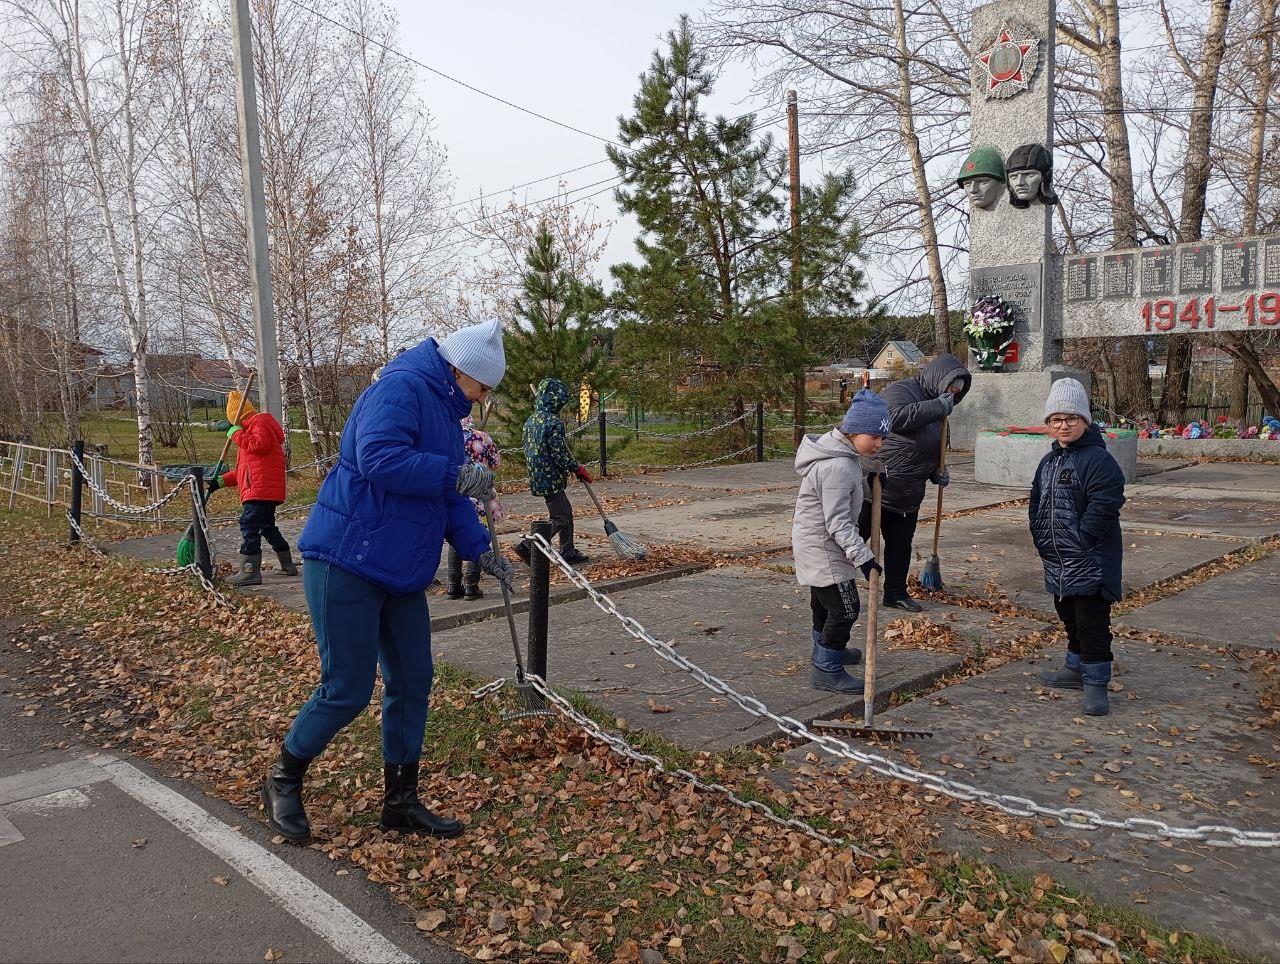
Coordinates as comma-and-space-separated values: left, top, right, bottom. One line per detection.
1028, 426, 1126, 601
298, 339, 490, 595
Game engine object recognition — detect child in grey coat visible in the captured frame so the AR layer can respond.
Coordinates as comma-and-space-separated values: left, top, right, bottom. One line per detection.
791, 389, 890, 694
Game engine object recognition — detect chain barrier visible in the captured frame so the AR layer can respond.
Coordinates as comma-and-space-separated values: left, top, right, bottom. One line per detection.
473, 674, 859, 854
67, 448, 190, 516
610, 444, 757, 472
288, 452, 339, 473
610, 411, 752, 441
528, 534, 1280, 850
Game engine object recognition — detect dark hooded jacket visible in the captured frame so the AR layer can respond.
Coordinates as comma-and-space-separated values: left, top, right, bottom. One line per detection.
1028, 425, 1126, 601
523, 378, 580, 497
875, 353, 972, 512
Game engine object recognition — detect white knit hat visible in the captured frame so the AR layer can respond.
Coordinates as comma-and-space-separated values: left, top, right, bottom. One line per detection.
437, 319, 506, 388
1044, 377, 1091, 424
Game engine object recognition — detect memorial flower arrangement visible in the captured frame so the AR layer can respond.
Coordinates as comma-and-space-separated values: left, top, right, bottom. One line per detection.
1099, 414, 1280, 441
963, 295, 1017, 371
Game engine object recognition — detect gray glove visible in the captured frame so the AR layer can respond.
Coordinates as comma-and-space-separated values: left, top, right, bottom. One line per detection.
478, 549, 514, 590
931, 467, 950, 487
456, 463, 495, 501
937, 392, 956, 415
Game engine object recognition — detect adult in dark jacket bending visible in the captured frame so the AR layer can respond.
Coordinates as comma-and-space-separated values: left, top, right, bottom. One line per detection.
858, 353, 971, 611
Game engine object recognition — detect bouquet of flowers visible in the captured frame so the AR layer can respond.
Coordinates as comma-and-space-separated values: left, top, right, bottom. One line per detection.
963, 296, 1017, 371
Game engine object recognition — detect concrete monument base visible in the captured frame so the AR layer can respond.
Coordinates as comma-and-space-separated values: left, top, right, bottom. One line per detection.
974, 428, 1138, 487
948, 368, 1091, 450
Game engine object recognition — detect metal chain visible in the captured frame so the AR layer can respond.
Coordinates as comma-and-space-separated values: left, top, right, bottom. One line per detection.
68, 449, 191, 516
288, 452, 339, 473
610, 444, 757, 472
528, 534, 1280, 850
473, 675, 858, 854
616, 411, 752, 441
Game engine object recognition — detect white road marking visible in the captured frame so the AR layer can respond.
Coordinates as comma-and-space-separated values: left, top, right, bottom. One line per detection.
91, 756, 417, 964
0, 758, 110, 806
4, 787, 91, 814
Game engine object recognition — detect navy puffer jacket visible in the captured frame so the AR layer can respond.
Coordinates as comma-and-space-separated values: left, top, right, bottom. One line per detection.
1028, 426, 1126, 601
876, 353, 972, 512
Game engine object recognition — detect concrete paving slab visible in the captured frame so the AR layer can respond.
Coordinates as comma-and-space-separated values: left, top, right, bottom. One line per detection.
786, 639, 1280, 957
434, 566, 965, 750
1123, 554, 1280, 650
606, 490, 799, 552
930, 513, 1247, 607
1147, 460, 1280, 493
629, 458, 797, 491
1119, 496, 1280, 541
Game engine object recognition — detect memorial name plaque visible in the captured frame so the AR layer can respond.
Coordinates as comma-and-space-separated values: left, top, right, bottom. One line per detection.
1103, 253, 1135, 300
1140, 249, 1173, 296
1062, 233, 1280, 337
1178, 244, 1214, 293
971, 262, 1043, 331
1265, 237, 1280, 288
1221, 240, 1258, 290
1065, 256, 1096, 303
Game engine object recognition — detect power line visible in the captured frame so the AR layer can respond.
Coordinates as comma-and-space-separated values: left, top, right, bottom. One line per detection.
282, 0, 619, 146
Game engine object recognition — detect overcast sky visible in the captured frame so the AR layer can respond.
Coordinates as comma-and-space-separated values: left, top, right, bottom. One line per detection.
389, 0, 781, 276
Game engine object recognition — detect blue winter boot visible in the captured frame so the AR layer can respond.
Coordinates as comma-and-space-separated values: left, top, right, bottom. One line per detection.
811, 642, 861, 693
1081, 661, 1112, 716
813, 630, 862, 666
1039, 650, 1083, 689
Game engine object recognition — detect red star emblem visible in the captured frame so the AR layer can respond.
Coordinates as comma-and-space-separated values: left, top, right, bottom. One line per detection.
976, 25, 1041, 98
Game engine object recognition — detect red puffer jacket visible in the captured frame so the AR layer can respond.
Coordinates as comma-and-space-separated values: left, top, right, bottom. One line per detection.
221, 412, 287, 503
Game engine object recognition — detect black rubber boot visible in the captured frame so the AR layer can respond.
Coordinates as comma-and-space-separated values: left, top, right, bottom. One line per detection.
560, 547, 590, 566
813, 629, 861, 666
275, 548, 299, 576
231, 553, 262, 587
446, 580, 465, 600
514, 540, 532, 566
810, 642, 861, 694
380, 761, 463, 838
1039, 652, 1083, 690
261, 746, 312, 842
882, 594, 923, 613
1081, 661, 1112, 716
463, 585, 484, 601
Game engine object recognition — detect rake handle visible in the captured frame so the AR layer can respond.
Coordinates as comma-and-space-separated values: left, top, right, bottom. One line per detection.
863, 473, 882, 729
482, 498, 526, 684
931, 416, 947, 556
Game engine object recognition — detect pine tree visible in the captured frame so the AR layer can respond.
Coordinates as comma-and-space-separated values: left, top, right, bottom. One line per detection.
503, 222, 606, 430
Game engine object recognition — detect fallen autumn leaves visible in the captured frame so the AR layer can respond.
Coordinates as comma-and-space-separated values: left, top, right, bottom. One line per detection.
0, 515, 1244, 962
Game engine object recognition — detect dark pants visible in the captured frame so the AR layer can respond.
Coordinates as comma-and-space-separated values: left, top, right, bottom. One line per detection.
1053, 593, 1113, 663
446, 546, 480, 590
858, 502, 919, 601
544, 490, 576, 550
239, 500, 289, 556
285, 561, 433, 765
810, 580, 861, 650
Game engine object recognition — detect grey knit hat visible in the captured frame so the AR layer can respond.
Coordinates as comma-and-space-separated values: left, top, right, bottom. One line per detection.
437, 318, 506, 388
1044, 378, 1091, 424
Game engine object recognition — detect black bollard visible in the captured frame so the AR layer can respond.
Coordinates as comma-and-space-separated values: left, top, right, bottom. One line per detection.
68, 440, 85, 544
525, 519, 556, 695
756, 402, 765, 462
598, 406, 608, 478
190, 466, 213, 582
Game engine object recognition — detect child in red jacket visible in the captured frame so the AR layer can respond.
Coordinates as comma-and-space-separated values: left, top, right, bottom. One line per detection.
208, 390, 297, 586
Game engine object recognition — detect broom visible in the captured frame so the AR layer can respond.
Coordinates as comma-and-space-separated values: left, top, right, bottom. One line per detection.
176, 370, 255, 566
579, 478, 648, 560
918, 416, 948, 590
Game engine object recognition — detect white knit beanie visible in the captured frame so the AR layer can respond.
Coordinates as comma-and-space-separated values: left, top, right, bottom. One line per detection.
437, 319, 506, 388
1044, 377, 1091, 424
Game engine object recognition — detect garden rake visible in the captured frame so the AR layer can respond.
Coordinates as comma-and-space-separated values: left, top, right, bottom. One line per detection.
919, 416, 948, 590
176, 370, 255, 567
579, 478, 648, 560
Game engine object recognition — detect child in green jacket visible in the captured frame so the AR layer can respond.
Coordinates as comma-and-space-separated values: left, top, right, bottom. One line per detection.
515, 377, 591, 566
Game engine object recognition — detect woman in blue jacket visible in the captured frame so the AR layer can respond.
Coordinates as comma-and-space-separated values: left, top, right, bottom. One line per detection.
262, 319, 515, 842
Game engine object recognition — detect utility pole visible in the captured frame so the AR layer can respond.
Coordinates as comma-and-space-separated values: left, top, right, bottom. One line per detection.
230, 0, 282, 423
787, 90, 805, 449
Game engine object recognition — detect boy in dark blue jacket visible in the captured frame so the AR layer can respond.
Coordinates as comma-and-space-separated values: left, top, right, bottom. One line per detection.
1028, 378, 1125, 716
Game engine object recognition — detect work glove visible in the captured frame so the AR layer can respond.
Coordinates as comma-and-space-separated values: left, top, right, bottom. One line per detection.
478, 548, 515, 591
931, 467, 950, 488
936, 393, 956, 416
456, 463, 495, 501
859, 558, 883, 581
575, 465, 594, 484
226, 424, 242, 440
206, 476, 221, 495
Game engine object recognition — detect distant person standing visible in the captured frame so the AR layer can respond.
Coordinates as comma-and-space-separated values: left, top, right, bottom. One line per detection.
515, 377, 593, 567
859, 354, 971, 611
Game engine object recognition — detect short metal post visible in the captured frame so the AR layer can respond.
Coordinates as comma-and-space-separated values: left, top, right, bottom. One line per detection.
755, 402, 765, 462
190, 466, 213, 582
68, 440, 85, 544
525, 519, 555, 702
597, 405, 608, 478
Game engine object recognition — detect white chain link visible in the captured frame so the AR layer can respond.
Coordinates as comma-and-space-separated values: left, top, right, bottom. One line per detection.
473, 675, 858, 853
68, 448, 191, 516
529, 534, 1280, 850
288, 452, 339, 473
615, 411, 753, 441
610, 444, 757, 472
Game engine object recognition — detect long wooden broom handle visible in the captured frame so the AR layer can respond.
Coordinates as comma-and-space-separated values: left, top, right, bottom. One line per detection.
212, 369, 256, 478
863, 472, 883, 728
931, 416, 947, 556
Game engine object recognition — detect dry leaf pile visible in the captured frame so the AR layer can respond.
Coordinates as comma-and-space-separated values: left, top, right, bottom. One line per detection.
0, 514, 1239, 962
